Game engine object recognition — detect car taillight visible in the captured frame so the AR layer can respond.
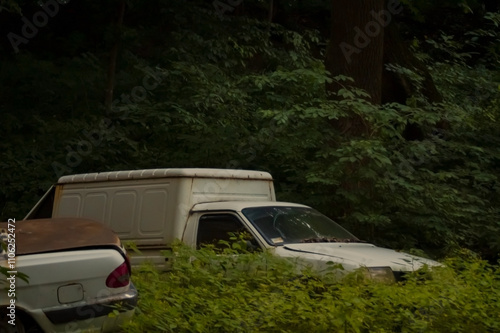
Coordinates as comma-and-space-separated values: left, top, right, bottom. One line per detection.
106, 261, 131, 288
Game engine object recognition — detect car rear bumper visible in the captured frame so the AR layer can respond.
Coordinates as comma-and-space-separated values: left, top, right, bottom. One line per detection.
39, 283, 138, 332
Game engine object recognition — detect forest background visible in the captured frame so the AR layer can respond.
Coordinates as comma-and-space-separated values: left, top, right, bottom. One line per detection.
0, 0, 499, 262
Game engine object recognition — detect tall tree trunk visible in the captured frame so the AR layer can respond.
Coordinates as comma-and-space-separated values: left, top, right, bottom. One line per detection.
104, 0, 126, 112
382, 24, 445, 140
324, 1, 386, 223
268, 0, 274, 23
325, 0, 385, 104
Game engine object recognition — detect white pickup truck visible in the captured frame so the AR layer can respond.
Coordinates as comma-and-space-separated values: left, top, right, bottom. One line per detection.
25, 168, 439, 282
0, 218, 137, 333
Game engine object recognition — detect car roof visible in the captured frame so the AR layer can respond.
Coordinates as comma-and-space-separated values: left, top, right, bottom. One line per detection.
0, 218, 121, 255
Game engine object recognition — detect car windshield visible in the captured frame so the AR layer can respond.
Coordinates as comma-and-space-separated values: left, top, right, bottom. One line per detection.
242, 206, 360, 245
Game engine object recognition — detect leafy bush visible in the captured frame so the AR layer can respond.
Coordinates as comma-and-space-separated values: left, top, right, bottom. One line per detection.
123, 245, 500, 333
1, 0, 498, 261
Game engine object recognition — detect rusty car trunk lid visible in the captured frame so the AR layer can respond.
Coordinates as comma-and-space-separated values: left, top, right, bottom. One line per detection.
0, 218, 122, 255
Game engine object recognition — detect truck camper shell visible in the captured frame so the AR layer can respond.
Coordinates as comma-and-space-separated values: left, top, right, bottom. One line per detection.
26, 168, 275, 246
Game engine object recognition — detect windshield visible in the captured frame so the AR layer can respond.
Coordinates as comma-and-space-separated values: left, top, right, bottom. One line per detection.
242, 206, 360, 245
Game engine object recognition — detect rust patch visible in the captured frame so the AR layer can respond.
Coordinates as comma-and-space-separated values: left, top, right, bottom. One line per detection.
52, 185, 63, 213
0, 218, 121, 255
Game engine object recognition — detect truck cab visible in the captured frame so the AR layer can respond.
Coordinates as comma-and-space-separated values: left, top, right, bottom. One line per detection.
185, 201, 439, 281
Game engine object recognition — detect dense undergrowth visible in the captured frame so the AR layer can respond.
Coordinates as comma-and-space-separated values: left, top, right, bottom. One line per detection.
123, 244, 500, 333
1, 1, 499, 260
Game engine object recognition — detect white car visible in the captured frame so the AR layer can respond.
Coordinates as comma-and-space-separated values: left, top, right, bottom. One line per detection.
0, 218, 137, 333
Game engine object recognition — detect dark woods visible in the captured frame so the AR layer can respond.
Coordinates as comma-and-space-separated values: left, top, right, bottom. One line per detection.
1, 0, 499, 261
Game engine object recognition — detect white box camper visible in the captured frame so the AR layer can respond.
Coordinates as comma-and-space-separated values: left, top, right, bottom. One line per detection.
26, 169, 275, 267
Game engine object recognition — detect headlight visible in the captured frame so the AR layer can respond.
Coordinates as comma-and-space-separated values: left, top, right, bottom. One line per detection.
366, 267, 396, 283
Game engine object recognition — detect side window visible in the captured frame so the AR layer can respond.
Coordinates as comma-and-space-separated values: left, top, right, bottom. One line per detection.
196, 214, 256, 249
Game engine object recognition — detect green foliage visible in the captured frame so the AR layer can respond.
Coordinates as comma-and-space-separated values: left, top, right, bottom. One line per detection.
124, 244, 500, 333
0, 0, 22, 14
0, 238, 8, 282
262, 11, 500, 259
0, 237, 29, 285
0, 0, 499, 261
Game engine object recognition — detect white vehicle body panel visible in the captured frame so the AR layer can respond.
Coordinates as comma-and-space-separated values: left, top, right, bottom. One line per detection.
38, 168, 275, 247
0, 219, 137, 332
190, 201, 440, 272
273, 243, 438, 272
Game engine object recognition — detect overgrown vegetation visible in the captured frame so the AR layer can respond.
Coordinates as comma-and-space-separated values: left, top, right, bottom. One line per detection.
1, 1, 499, 331
0, 1, 499, 259
124, 244, 500, 333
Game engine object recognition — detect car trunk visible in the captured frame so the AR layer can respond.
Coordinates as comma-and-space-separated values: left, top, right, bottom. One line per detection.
0, 218, 122, 255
